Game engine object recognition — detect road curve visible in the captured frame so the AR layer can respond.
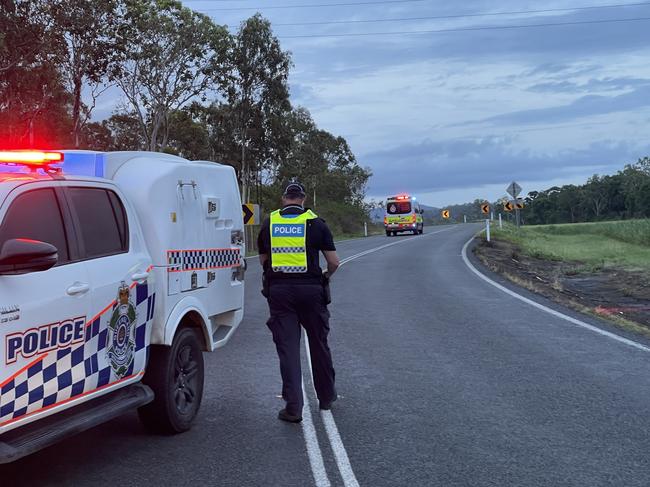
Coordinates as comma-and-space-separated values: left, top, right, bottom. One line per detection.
3, 224, 650, 486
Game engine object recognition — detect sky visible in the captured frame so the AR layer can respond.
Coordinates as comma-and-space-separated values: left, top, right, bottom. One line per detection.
98, 0, 650, 207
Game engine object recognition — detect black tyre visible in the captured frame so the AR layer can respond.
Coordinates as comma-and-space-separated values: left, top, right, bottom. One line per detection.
392, 231, 397, 236
138, 327, 204, 434
386, 230, 391, 237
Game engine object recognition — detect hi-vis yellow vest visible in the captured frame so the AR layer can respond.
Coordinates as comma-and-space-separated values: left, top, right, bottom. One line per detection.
270, 209, 317, 273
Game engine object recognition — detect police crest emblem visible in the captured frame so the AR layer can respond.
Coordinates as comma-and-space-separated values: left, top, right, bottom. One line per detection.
107, 282, 137, 378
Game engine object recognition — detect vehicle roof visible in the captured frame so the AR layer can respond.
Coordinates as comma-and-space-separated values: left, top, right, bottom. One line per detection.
0, 149, 230, 205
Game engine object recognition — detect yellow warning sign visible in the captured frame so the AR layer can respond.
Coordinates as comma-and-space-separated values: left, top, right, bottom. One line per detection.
242, 203, 260, 225
441, 209, 450, 219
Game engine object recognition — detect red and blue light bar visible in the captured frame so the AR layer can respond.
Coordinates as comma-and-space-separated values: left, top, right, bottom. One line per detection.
0, 151, 64, 166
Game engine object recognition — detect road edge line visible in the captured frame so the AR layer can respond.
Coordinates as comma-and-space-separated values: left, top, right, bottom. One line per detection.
461, 235, 650, 353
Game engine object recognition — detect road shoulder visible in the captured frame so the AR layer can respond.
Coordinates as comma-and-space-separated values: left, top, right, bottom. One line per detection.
465, 236, 650, 349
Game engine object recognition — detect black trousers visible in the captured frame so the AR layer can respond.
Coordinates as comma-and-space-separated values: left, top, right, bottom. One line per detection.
266, 283, 336, 416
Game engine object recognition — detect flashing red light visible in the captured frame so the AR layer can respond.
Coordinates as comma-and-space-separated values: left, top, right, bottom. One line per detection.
0, 151, 64, 165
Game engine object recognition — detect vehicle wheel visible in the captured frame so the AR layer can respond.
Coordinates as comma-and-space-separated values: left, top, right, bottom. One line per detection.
138, 327, 204, 434
392, 231, 397, 236
386, 230, 391, 237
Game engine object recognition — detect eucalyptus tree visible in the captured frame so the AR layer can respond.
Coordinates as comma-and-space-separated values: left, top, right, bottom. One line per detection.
0, 0, 69, 147
49, 0, 125, 147
112, 0, 230, 151
226, 13, 292, 203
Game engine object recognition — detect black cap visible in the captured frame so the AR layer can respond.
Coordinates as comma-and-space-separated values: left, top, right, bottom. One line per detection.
283, 182, 306, 198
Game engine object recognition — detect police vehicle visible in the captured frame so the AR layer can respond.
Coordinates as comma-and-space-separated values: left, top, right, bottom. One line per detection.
384, 194, 424, 236
0, 150, 245, 462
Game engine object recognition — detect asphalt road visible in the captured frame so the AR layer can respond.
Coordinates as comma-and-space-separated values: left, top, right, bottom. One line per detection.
3, 223, 650, 486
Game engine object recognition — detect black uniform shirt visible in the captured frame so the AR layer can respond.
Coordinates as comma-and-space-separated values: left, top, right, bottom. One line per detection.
258, 205, 336, 283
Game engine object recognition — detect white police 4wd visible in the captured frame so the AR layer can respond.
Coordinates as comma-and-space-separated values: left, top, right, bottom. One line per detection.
0, 150, 245, 462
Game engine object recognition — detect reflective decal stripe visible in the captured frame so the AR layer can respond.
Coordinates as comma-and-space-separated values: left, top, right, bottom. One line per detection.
271, 246, 306, 254
167, 248, 241, 272
272, 266, 309, 273
0, 282, 155, 425
0, 355, 47, 390
0, 371, 144, 428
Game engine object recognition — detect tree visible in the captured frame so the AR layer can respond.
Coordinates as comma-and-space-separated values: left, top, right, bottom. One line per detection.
0, 0, 52, 75
112, 0, 229, 151
165, 104, 212, 160
270, 107, 371, 233
225, 14, 292, 202
0, 0, 73, 148
582, 175, 608, 219
49, 0, 124, 147
102, 112, 145, 150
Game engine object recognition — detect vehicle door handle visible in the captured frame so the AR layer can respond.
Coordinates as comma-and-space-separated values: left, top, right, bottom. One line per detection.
131, 271, 149, 283
66, 282, 90, 296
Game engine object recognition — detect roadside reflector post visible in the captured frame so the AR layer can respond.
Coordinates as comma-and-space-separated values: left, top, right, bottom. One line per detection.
490, 211, 494, 221
364, 221, 368, 237
499, 213, 502, 229
464, 215, 467, 224
486, 219, 491, 242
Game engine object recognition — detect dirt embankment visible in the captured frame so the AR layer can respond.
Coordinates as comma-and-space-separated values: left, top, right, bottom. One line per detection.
474, 238, 650, 332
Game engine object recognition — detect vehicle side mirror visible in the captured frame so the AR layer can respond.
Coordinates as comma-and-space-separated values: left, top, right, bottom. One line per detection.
0, 239, 58, 275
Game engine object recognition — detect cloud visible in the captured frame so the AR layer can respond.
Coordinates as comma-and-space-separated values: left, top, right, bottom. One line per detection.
471, 85, 650, 126
280, 4, 650, 83
363, 136, 648, 195
528, 76, 650, 94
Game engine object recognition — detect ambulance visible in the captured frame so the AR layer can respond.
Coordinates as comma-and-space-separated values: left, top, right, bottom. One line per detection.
384, 194, 424, 236
0, 150, 245, 462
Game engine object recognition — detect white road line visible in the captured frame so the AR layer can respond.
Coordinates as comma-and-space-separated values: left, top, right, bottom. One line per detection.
301, 376, 332, 487
302, 225, 457, 486
305, 333, 360, 487
461, 235, 650, 353
339, 227, 454, 266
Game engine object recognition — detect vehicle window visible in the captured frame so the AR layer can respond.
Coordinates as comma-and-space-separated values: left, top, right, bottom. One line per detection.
68, 187, 128, 259
107, 190, 128, 250
387, 201, 412, 214
0, 188, 70, 263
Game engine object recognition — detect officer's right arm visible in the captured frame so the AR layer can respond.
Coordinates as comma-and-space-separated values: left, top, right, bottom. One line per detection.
258, 217, 271, 267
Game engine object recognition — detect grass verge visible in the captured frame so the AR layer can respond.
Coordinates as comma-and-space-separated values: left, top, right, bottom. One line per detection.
490, 220, 650, 271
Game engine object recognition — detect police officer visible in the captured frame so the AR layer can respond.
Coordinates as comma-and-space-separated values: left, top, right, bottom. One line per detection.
258, 182, 340, 423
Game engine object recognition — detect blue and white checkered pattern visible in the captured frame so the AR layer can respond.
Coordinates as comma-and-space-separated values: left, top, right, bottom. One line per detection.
0, 282, 155, 425
167, 248, 241, 272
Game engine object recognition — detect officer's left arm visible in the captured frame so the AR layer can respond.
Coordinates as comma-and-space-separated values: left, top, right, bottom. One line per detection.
259, 253, 269, 266
317, 219, 339, 277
